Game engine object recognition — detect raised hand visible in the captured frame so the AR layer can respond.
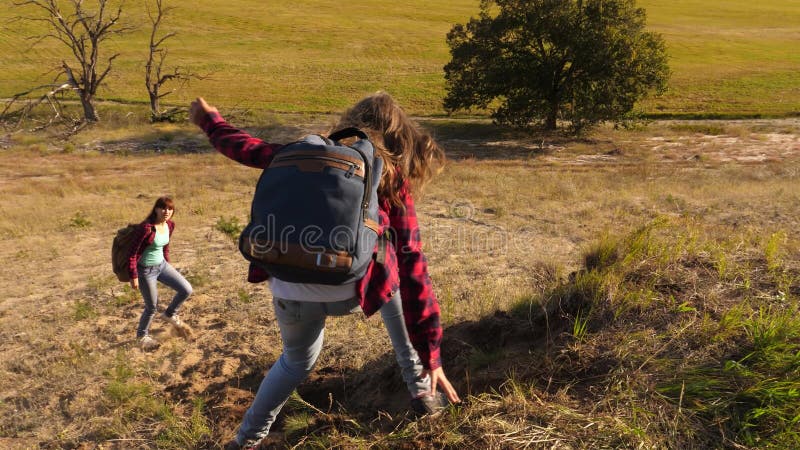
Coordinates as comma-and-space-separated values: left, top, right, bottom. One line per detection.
189, 97, 219, 127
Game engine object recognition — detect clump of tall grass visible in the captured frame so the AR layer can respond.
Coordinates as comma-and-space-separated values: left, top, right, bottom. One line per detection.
155, 398, 213, 449
502, 217, 800, 448
215, 216, 243, 241
68, 211, 92, 229
101, 355, 212, 448
659, 303, 800, 448
73, 300, 98, 320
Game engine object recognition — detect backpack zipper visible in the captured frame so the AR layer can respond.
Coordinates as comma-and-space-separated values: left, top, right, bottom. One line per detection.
347, 144, 373, 221
271, 155, 362, 177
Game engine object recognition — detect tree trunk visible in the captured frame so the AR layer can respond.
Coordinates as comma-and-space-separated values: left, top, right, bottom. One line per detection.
149, 90, 160, 120
545, 100, 558, 130
80, 94, 99, 122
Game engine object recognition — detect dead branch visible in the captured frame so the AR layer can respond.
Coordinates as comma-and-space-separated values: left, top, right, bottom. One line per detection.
145, 0, 205, 122
0, 82, 80, 132
12, 0, 132, 122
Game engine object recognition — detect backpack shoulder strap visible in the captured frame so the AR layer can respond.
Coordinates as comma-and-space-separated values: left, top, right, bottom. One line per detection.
329, 127, 369, 142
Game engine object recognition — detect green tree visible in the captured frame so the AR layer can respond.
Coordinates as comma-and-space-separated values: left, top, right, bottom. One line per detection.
444, 0, 670, 132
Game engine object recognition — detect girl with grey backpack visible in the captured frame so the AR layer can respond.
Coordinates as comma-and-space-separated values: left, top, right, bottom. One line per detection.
190, 92, 460, 449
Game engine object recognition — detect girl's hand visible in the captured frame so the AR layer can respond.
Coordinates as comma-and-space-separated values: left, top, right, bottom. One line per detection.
189, 97, 219, 127
130, 278, 139, 290
423, 367, 461, 404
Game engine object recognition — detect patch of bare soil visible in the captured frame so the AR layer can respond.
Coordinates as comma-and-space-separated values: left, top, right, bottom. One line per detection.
643, 130, 799, 163
442, 118, 800, 165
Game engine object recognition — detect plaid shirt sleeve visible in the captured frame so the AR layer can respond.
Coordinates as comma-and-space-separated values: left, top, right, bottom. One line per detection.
390, 182, 443, 370
127, 223, 150, 280
200, 111, 282, 169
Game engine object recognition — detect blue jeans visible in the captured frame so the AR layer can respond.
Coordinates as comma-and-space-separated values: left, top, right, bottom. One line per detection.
236, 291, 430, 444
136, 260, 193, 337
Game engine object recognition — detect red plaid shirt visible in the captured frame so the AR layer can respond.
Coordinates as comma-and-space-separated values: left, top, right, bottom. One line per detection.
127, 220, 175, 280
200, 112, 442, 369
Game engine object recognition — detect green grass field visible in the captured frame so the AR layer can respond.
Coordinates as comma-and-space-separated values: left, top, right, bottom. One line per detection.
641, 0, 800, 116
1, 0, 799, 117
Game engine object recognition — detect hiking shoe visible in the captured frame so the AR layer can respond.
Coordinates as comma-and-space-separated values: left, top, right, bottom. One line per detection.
139, 335, 159, 351
410, 391, 450, 416
224, 433, 284, 450
223, 439, 262, 450
162, 313, 193, 339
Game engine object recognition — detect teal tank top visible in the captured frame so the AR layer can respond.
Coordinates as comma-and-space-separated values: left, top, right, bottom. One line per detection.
140, 225, 169, 267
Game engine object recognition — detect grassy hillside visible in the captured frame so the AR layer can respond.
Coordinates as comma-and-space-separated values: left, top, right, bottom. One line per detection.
0, 118, 799, 448
1, 0, 799, 116
641, 0, 800, 116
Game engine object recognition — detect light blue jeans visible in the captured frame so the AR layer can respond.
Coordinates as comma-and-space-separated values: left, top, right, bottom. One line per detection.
235, 291, 430, 444
136, 260, 193, 338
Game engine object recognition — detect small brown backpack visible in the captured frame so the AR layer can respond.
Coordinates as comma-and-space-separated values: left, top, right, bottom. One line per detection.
111, 224, 139, 282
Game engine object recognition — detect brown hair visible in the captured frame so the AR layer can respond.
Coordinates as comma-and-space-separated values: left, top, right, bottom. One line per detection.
146, 196, 175, 224
334, 92, 445, 207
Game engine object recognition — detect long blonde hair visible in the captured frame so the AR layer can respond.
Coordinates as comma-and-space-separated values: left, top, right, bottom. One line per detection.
334, 92, 445, 207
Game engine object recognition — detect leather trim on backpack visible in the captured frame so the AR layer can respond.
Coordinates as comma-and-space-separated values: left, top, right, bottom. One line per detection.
272, 150, 365, 167
242, 240, 353, 272
364, 218, 380, 234
268, 158, 365, 178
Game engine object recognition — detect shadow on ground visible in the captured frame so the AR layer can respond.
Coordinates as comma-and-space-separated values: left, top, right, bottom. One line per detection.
187, 288, 589, 447
91, 117, 596, 161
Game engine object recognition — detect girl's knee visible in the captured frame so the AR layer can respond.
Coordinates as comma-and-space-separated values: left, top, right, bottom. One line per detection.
279, 354, 317, 377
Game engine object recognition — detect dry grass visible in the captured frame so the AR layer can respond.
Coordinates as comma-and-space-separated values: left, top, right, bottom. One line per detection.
0, 117, 798, 448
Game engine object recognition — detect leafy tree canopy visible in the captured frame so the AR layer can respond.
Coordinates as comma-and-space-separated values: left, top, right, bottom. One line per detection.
444, 0, 670, 132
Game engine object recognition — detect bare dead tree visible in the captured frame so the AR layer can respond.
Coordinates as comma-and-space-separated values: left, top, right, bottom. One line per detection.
14, 0, 131, 122
146, 0, 198, 122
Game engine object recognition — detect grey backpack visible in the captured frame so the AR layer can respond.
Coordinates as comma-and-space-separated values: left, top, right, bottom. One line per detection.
239, 127, 383, 284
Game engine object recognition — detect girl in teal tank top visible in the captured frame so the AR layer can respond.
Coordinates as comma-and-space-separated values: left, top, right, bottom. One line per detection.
140, 225, 170, 266
127, 196, 194, 350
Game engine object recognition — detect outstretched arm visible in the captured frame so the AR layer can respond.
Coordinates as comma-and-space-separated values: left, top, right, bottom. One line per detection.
190, 97, 282, 169
391, 183, 460, 403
